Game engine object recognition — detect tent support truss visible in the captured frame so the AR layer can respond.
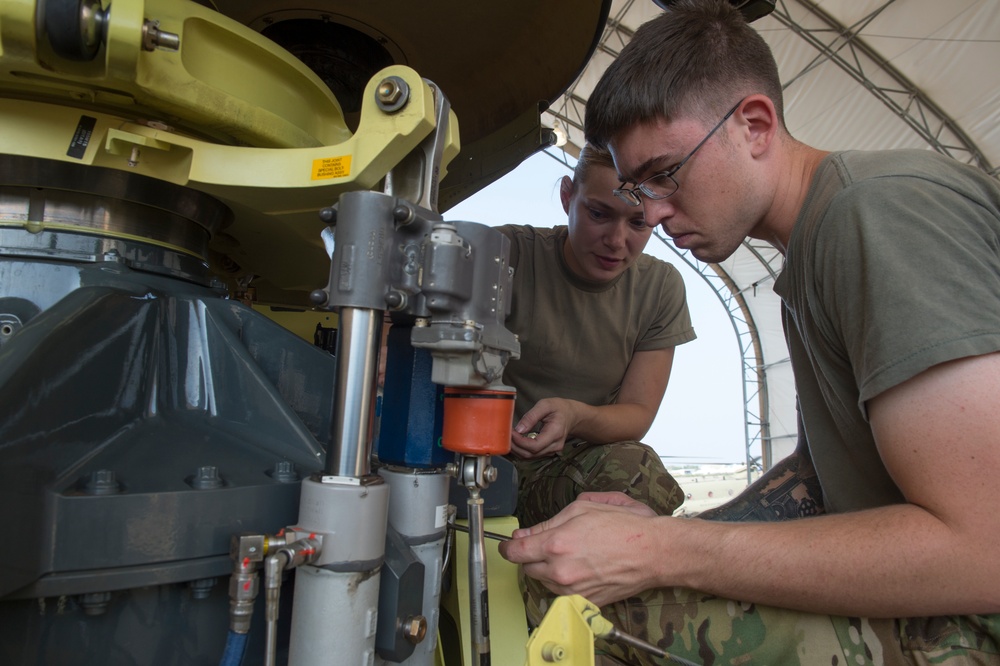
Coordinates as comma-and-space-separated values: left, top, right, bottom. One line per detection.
774, 0, 996, 176
652, 231, 772, 482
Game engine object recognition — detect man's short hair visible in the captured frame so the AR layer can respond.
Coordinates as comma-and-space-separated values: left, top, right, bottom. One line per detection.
584, 0, 785, 149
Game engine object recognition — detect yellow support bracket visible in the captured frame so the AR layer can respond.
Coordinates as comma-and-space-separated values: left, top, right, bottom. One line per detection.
526, 595, 699, 666
525, 595, 599, 666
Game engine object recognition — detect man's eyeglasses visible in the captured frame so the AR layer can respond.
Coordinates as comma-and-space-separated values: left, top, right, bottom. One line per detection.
613, 99, 743, 207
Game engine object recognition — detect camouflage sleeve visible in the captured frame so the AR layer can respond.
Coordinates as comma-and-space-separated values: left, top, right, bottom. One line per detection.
696, 442, 825, 522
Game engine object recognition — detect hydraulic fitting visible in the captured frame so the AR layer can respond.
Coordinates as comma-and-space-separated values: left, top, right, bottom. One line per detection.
227, 533, 270, 634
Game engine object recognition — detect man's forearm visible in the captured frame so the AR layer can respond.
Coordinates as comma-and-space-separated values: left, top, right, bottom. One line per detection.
661, 502, 1000, 618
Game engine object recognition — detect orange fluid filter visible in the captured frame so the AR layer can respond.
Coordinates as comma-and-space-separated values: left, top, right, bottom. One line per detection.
442, 387, 515, 455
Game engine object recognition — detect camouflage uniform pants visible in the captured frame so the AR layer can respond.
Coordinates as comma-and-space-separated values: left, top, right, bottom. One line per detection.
520, 584, 1000, 666
509, 438, 684, 530
510, 443, 1000, 665
593, 588, 1000, 665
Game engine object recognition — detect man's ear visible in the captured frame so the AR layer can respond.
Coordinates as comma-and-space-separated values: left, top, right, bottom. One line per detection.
738, 95, 779, 158
559, 175, 574, 214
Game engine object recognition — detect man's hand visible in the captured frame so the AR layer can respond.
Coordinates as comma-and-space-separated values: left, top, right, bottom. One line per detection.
498, 492, 663, 606
509, 397, 580, 459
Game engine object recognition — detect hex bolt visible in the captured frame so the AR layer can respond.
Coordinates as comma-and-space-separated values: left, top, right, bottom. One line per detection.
377, 79, 402, 105
141, 19, 180, 52
79, 591, 112, 616
189, 577, 217, 600
270, 460, 299, 483
402, 615, 427, 644
375, 76, 410, 112
190, 465, 224, 490
83, 469, 121, 495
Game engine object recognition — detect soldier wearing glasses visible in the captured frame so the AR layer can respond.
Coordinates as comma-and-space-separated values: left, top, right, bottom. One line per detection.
501, 1, 1000, 664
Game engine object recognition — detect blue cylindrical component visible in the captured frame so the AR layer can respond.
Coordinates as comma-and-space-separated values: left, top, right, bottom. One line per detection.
376, 325, 451, 468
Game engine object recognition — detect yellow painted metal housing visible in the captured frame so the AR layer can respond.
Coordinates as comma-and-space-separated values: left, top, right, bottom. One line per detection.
0, 0, 459, 304
0, 0, 349, 147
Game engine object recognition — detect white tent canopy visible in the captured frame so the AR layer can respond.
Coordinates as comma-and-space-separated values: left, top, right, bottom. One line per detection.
542, 0, 1000, 467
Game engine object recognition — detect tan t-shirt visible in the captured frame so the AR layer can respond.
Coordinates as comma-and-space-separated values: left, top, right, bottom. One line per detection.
497, 225, 696, 422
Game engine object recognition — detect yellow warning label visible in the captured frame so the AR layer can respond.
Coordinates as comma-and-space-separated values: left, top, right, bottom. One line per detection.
312, 156, 352, 180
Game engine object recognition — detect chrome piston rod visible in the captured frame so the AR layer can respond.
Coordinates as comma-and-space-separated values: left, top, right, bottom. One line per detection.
327, 306, 383, 477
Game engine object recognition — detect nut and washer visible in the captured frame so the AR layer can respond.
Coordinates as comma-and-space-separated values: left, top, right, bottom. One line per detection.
375, 76, 410, 113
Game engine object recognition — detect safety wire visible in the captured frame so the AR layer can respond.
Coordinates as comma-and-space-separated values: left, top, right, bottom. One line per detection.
576, 596, 701, 666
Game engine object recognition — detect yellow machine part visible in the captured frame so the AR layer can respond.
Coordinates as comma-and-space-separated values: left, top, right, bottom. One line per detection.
0, 0, 349, 148
0, 0, 460, 305
524, 594, 696, 665
195, 0, 612, 210
524, 595, 599, 666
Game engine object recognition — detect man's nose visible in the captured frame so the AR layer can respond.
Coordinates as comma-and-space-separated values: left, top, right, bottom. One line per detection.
642, 198, 675, 229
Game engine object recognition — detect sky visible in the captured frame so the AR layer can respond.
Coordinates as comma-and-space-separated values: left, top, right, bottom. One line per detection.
447, 151, 750, 466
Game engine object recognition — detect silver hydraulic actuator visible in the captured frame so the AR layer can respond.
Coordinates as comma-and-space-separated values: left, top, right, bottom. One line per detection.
284, 76, 519, 666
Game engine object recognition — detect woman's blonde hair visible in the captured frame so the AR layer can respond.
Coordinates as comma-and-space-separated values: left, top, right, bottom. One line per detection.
568, 143, 617, 192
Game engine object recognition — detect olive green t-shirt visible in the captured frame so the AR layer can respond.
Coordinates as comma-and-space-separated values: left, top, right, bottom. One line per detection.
773, 150, 1000, 512
496, 224, 696, 423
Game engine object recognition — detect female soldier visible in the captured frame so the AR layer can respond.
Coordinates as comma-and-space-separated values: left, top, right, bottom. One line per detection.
499, 142, 696, 534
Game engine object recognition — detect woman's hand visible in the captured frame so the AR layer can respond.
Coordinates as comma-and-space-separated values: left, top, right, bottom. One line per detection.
509, 397, 581, 458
